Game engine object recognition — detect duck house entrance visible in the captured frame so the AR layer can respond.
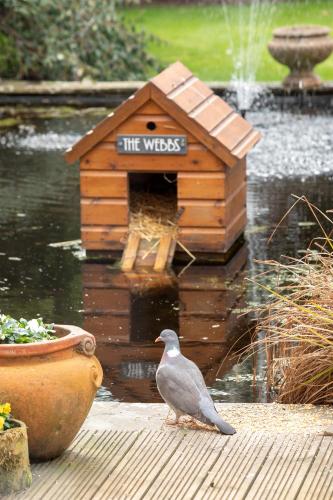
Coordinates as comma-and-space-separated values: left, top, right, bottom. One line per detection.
129, 172, 177, 204
121, 173, 178, 272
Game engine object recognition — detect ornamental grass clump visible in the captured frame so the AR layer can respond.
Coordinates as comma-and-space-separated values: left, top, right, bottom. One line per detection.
0, 315, 56, 344
250, 197, 333, 404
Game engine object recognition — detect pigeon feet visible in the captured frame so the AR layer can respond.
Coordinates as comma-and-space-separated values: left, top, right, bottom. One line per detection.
165, 418, 179, 426
165, 410, 184, 426
165, 415, 194, 427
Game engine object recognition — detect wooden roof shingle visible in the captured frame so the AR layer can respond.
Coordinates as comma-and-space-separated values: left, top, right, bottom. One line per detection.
65, 61, 261, 167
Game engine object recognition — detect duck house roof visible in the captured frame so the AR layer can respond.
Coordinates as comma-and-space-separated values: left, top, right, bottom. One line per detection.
65, 61, 261, 167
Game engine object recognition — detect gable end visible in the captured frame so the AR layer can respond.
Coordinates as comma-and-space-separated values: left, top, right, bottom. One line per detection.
65, 61, 261, 167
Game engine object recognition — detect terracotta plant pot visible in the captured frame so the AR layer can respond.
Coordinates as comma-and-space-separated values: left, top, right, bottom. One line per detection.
268, 25, 333, 89
0, 419, 32, 495
0, 325, 103, 461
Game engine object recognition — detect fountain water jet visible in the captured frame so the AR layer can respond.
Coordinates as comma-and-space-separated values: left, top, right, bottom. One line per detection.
222, 0, 277, 113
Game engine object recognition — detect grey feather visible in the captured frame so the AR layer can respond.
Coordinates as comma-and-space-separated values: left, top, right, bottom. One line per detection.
155, 329, 236, 435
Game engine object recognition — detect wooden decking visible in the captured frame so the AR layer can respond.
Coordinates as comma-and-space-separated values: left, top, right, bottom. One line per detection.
16, 429, 333, 499
14, 403, 333, 499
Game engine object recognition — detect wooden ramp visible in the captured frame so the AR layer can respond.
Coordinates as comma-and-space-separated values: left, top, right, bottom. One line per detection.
16, 429, 333, 500
121, 233, 176, 272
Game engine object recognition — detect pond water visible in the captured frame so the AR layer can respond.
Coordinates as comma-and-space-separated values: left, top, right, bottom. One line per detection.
0, 108, 332, 403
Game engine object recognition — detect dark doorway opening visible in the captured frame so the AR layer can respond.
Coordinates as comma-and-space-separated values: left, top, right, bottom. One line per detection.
129, 172, 177, 199
128, 172, 178, 223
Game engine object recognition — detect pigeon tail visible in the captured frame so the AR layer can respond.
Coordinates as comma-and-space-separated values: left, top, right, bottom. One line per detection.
200, 405, 236, 435
212, 415, 236, 435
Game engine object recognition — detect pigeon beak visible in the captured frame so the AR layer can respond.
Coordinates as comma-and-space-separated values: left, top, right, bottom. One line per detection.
155, 336, 162, 343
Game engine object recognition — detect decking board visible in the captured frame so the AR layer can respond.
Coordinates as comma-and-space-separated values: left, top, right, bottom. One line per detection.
16, 426, 333, 500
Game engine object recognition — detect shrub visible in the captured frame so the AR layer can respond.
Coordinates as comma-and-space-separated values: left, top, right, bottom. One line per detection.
0, 0, 158, 81
0, 33, 19, 78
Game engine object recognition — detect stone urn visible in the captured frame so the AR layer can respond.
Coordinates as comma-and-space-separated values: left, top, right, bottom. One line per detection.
0, 419, 32, 495
268, 25, 333, 89
0, 325, 103, 461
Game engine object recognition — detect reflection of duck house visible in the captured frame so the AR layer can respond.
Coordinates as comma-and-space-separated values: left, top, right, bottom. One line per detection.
83, 246, 249, 401
65, 62, 260, 267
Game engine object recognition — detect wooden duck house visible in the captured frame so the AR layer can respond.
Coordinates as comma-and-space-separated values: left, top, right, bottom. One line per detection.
65, 62, 261, 267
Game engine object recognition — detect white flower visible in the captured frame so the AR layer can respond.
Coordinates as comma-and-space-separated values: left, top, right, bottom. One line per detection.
27, 319, 40, 333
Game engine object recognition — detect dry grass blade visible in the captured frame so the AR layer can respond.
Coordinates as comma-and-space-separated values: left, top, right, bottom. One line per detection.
248, 199, 333, 405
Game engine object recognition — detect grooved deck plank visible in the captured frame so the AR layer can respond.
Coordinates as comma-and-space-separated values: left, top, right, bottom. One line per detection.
14, 425, 333, 500
93, 430, 185, 499
144, 429, 228, 500
278, 436, 323, 500
21, 431, 139, 500
58, 431, 140, 500
195, 432, 273, 500
246, 435, 322, 500
297, 436, 333, 500
18, 430, 97, 499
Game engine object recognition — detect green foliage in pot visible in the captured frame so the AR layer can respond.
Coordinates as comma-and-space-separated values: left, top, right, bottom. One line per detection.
0, 0, 158, 81
0, 315, 56, 344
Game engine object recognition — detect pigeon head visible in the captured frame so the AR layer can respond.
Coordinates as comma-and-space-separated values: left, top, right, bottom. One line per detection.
155, 329, 180, 349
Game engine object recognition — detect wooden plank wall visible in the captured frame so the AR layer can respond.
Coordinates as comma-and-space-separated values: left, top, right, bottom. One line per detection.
80, 100, 246, 253
177, 158, 246, 252
80, 168, 128, 250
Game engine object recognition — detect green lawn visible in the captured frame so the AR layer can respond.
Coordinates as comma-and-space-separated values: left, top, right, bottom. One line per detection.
123, 1, 333, 81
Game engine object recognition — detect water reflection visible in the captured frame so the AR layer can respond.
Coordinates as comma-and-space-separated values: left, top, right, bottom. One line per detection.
0, 110, 333, 403
83, 246, 250, 402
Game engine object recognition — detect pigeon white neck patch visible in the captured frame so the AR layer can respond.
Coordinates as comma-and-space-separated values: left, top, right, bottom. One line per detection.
167, 347, 180, 358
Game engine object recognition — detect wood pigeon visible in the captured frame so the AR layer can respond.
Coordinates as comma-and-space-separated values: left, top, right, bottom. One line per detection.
155, 329, 236, 435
